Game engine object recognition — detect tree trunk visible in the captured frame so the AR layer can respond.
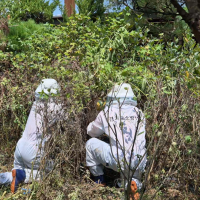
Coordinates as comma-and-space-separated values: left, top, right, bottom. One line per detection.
170, 0, 200, 44
185, 0, 200, 43
65, 0, 75, 17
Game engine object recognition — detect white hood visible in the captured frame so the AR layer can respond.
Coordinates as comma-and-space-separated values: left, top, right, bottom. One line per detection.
106, 83, 137, 107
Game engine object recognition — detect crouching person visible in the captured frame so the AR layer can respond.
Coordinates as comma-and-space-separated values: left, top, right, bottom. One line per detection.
0, 79, 62, 193
86, 83, 147, 200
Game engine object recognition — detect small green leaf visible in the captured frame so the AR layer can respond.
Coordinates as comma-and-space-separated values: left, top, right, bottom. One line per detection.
185, 135, 191, 143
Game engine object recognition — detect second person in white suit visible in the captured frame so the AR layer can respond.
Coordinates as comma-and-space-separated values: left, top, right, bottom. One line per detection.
86, 83, 147, 199
0, 79, 63, 193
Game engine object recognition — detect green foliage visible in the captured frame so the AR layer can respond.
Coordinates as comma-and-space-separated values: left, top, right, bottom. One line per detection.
0, 0, 60, 23
108, 1, 192, 44
7, 20, 45, 51
185, 135, 192, 143
58, 3, 69, 23
76, 0, 106, 20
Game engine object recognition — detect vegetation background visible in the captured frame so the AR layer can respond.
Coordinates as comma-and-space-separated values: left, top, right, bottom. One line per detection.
0, 0, 200, 199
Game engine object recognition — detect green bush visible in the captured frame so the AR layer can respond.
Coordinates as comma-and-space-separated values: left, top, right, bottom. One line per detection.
7, 20, 46, 51
76, 0, 106, 21
0, 0, 60, 23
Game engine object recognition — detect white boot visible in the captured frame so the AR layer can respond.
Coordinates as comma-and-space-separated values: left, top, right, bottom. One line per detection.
0, 172, 12, 185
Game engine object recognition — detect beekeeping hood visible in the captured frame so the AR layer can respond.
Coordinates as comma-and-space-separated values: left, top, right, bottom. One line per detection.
35, 79, 60, 100
106, 83, 137, 106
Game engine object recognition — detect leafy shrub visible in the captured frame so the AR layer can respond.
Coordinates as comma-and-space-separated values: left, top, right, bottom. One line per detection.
0, 0, 60, 23
76, 0, 106, 21
7, 20, 46, 51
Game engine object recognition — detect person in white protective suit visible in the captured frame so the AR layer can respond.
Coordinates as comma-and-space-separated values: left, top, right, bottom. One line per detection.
0, 79, 62, 193
86, 83, 147, 199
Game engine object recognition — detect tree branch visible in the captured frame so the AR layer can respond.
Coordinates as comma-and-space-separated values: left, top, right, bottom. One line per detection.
170, 0, 189, 22
122, 0, 177, 17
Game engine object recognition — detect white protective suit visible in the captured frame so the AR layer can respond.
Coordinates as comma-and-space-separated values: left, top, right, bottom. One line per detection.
86, 83, 147, 187
0, 79, 62, 185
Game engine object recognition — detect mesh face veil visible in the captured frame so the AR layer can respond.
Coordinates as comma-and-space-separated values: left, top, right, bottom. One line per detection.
106, 83, 137, 106
35, 79, 60, 100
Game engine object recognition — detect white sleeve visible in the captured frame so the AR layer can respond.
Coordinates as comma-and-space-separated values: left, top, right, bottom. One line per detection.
87, 111, 105, 137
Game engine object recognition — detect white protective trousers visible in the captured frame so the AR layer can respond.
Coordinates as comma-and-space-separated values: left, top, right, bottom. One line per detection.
86, 138, 118, 175
86, 138, 145, 187
14, 138, 42, 183
0, 138, 41, 185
